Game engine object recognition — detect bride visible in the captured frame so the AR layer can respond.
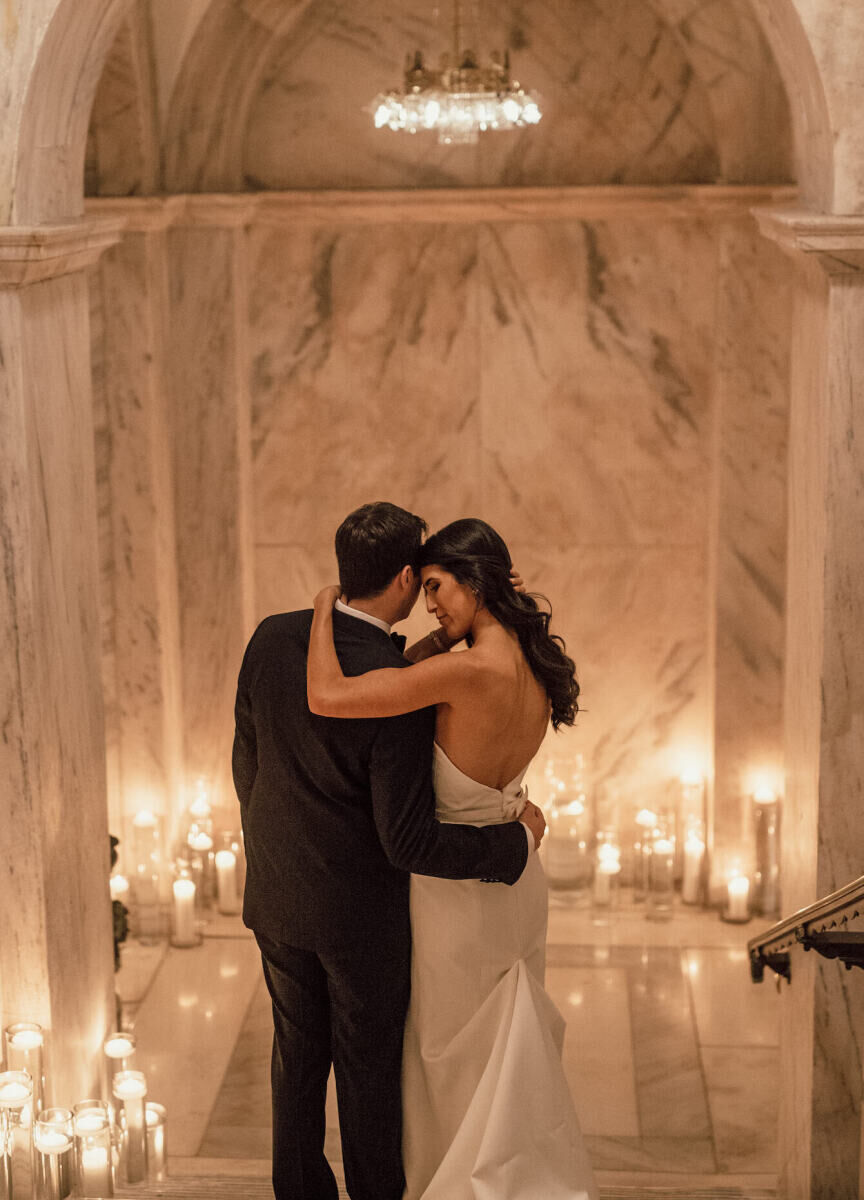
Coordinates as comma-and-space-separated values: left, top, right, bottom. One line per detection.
308, 518, 597, 1200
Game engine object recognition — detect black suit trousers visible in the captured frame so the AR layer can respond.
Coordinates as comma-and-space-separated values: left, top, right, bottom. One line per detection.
256, 930, 411, 1200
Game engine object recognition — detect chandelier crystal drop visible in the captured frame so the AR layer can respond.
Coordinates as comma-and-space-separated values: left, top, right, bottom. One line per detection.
370, 3, 542, 146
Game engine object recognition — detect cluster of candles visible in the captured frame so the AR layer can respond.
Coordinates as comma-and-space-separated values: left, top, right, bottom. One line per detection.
544, 759, 782, 922
0, 1025, 165, 1199
110, 778, 245, 951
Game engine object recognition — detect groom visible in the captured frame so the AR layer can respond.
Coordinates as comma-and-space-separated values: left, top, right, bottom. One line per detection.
232, 501, 543, 1200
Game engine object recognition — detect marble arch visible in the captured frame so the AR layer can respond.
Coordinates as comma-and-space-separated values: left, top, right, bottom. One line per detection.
12, 0, 132, 223
159, 0, 797, 193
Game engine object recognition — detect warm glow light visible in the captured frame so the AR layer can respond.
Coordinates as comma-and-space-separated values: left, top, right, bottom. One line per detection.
75, 1113, 106, 1133
109, 874, 130, 900
178, 993, 199, 1009
753, 785, 777, 805
187, 830, 213, 852
635, 809, 657, 828
728, 875, 749, 896
0, 1081, 30, 1105
10, 1028, 43, 1050
104, 1035, 135, 1060
214, 850, 236, 869
113, 1074, 147, 1100
654, 839, 674, 855
132, 809, 158, 828
35, 1129, 71, 1153
173, 879, 195, 900
81, 1147, 109, 1168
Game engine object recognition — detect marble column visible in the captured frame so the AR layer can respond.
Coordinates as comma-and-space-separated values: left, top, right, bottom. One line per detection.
0, 219, 121, 1104
165, 209, 255, 817
756, 207, 864, 1200
90, 211, 184, 849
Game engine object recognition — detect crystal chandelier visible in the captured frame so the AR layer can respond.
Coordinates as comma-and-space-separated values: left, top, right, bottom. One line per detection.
370, 1, 542, 145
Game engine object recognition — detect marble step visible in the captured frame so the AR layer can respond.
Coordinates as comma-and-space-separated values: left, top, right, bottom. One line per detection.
115, 1181, 776, 1199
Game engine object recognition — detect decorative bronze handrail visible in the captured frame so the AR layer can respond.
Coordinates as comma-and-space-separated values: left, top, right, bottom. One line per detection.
748, 873, 864, 983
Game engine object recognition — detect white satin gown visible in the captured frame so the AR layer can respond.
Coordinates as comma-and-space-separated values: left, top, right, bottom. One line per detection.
401, 742, 597, 1200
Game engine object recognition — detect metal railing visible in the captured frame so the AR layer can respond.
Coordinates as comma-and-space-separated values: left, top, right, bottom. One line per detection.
748, 872, 864, 983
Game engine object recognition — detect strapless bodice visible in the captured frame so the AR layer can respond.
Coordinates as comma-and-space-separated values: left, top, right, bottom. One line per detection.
432, 742, 530, 825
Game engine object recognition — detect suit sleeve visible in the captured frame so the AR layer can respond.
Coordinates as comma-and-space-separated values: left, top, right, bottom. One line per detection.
232, 634, 259, 808
368, 707, 528, 886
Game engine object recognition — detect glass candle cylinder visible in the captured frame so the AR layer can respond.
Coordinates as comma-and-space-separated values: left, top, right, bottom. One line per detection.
102, 1034, 136, 1124
214, 850, 241, 915
130, 809, 165, 942
723, 873, 752, 923
144, 1104, 166, 1183
752, 789, 781, 916
171, 875, 199, 947
592, 833, 621, 910
34, 1110, 73, 1200
186, 827, 215, 907
73, 1101, 112, 1199
0, 1070, 34, 1200
647, 837, 676, 921
632, 809, 658, 902
681, 829, 706, 905
5, 1024, 44, 1117
112, 1072, 147, 1184
543, 756, 592, 896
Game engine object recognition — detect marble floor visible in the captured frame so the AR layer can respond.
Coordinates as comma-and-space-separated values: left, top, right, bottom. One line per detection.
118, 893, 780, 1194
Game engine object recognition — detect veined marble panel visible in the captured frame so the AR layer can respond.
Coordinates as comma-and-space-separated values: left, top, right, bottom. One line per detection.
477, 219, 716, 549
167, 226, 254, 810
90, 231, 184, 846
242, 0, 718, 190
711, 220, 793, 889
248, 220, 483, 552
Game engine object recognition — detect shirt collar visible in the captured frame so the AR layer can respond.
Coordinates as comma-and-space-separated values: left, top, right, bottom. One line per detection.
334, 598, 392, 636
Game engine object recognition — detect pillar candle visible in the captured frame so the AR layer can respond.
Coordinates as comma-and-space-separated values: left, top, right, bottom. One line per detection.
5, 1022, 44, 1116
112, 1072, 147, 1184
73, 1100, 112, 1199
172, 878, 198, 946
144, 1104, 166, 1183
0, 1070, 34, 1200
726, 874, 751, 922
34, 1120, 73, 1200
214, 850, 240, 914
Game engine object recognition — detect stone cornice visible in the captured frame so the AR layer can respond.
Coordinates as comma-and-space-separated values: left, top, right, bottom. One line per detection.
754, 207, 864, 273
85, 185, 797, 232
0, 218, 125, 288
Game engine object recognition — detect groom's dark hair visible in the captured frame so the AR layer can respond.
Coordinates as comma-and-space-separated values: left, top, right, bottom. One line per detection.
335, 502, 427, 601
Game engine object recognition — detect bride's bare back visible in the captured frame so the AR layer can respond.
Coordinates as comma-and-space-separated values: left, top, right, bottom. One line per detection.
433, 629, 549, 790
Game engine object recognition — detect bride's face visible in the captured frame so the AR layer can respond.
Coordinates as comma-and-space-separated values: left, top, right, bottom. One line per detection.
421, 564, 478, 639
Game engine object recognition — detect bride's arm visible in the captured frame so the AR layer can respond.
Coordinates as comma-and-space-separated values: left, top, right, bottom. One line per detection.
307, 590, 475, 718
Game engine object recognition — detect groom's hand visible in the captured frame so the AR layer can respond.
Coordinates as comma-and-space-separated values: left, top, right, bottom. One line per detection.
519, 801, 546, 851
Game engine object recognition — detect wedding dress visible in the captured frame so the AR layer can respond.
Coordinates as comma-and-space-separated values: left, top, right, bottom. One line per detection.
401, 742, 597, 1200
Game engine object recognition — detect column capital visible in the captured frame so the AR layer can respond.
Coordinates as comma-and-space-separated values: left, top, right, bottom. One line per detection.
0, 217, 125, 288
754, 207, 864, 274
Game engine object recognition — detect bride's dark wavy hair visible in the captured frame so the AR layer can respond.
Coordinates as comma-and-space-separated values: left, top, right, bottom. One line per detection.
418, 519, 579, 730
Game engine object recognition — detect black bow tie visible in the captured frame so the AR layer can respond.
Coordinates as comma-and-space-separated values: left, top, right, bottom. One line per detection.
390, 632, 407, 653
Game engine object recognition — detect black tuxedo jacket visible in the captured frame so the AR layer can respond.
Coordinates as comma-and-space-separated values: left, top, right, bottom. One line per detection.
232, 609, 528, 948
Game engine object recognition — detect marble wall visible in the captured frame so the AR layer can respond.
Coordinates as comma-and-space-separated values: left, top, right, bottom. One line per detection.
246, 208, 793, 828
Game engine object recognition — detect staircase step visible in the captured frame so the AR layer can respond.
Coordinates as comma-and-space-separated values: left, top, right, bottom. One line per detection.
116, 1180, 776, 1199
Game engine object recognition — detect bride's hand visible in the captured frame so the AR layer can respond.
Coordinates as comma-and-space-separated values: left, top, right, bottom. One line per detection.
509, 567, 527, 594
313, 584, 341, 612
